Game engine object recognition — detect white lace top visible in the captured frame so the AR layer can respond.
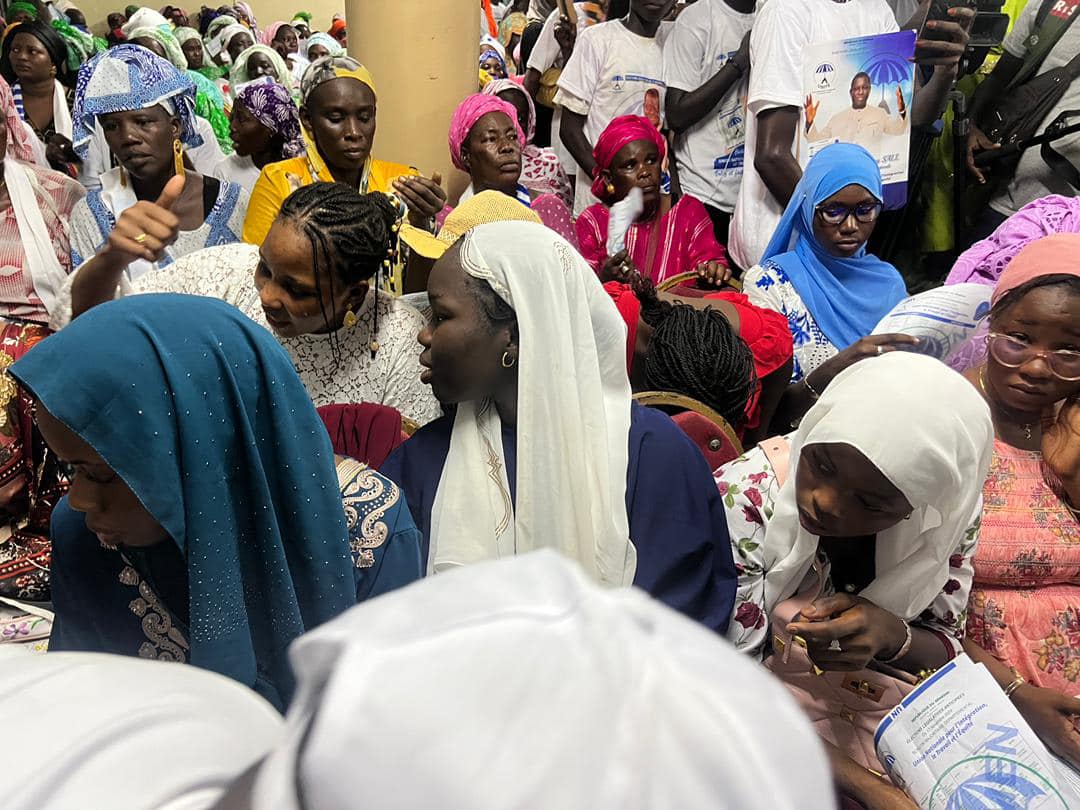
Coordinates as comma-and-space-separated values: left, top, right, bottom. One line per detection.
52, 243, 443, 425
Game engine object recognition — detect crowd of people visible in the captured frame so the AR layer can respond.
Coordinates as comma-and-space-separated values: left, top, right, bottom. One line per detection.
0, 0, 1077, 808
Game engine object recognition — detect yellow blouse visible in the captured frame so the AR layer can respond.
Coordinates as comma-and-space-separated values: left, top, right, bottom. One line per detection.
242, 156, 417, 245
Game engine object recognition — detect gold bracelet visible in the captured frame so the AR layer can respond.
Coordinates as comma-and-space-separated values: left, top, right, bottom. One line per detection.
1004, 674, 1027, 699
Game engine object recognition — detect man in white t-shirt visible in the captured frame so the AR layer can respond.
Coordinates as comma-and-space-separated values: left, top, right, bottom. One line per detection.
525, 2, 612, 181
556, 0, 676, 216
966, 0, 1080, 240
727, 0, 971, 270
663, 0, 754, 247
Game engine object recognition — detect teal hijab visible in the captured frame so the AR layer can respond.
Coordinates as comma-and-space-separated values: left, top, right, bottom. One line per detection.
11, 294, 356, 706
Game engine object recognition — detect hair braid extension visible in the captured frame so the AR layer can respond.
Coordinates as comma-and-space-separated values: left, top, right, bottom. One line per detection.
277, 182, 401, 363
644, 303, 758, 430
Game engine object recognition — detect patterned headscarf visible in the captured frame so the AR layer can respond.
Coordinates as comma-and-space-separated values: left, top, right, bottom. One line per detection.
72, 44, 202, 159
236, 77, 304, 158
298, 56, 376, 184
0, 75, 38, 162
229, 43, 290, 88
299, 54, 375, 103
447, 93, 525, 172
50, 18, 105, 70
304, 31, 341, 59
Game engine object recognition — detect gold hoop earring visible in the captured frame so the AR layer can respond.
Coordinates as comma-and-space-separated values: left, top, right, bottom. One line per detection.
343, 309, 358, 329
49, 66, 56, 78
173, 139, 185, 178
501, 351, 516, 369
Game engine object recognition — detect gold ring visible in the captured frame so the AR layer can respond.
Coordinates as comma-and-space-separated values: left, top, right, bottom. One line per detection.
134, 233, 149, 245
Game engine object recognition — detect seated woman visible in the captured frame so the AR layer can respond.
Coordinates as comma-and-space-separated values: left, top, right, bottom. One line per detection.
305, 31, 342, 63
243, 56, 445, 247
220, 23, 255, 66
11, 294, 423, 709
0, 21, 76, 176
482, 79, 572, 208
577, 115, 730, 288
444, 93, 575, 247
175, 25, 224, 81
381, 221, 737, 634
125, 26, 232, 156
0, 76, 84, 607
213, 79, 303, 190
479, 37, 509, 84
260, 21, 307, 84
717, 351, 992, 808
228, 43, 292, 97
743, 143, 908, 383
960, 234, 1080, 767
606, 273, 793, 445
67, 46, 248, 279
61, 182, 442, 424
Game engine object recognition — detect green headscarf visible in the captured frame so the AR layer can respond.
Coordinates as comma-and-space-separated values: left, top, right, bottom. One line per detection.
6, 1, 38, 20
50, 18, 106, 71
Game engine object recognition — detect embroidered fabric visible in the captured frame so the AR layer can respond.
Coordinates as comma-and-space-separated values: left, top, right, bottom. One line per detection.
336, 457, 401, 569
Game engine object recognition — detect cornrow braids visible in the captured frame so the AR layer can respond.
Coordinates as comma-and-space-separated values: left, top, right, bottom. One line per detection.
644, 303, 758, 431
277, 182, 401, 363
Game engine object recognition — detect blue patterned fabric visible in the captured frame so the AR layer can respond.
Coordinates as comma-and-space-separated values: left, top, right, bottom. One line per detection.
11, 294, 393, 708
760, 143, 906, 351
72, 44, 203, 159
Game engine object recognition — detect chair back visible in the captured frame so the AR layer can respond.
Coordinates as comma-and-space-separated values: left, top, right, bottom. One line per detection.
655, 271, 743, 297
317, 402, 406, 470
633, 391, 743, 468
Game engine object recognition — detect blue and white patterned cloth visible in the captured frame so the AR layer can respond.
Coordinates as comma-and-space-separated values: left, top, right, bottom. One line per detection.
71, 44, 203, 160
743, 259, 837, 383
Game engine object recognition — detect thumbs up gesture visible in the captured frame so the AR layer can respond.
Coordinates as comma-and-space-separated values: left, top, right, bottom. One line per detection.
103, 174, 186, 267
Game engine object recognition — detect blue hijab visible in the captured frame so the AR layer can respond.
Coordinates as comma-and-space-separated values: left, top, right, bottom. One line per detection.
11, 295, 356, 706
760, 143, 907, 351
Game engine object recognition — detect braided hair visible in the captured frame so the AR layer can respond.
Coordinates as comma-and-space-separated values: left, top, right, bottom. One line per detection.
633, 275, 757, 430
276, 182, 401, 363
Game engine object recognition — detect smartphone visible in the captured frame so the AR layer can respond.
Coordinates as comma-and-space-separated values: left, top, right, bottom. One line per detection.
968, 11, 1009, 47
919, 0, 976, 41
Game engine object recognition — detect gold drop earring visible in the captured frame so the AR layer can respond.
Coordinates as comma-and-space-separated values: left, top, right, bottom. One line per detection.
173, 139, 185, 177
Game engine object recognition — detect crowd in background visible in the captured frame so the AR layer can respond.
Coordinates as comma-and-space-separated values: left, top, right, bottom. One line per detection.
0, 1, 1077, 808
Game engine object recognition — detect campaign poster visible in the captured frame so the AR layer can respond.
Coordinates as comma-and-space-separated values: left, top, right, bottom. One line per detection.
801, 30, 917, 210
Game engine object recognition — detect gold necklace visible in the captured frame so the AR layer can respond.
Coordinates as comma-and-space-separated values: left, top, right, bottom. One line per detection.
979, 368, 1033, 440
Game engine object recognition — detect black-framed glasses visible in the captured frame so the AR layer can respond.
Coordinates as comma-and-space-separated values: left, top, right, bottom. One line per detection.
986, 332, 1080, 381
814, 201, 883, 226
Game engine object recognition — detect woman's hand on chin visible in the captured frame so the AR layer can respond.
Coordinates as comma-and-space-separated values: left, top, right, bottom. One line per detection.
98, 174, 185, 269
1041, 396, 1080, 500
394, 173, 446, 228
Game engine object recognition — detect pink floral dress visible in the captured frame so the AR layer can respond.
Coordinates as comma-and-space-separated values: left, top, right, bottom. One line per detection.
716, 444, 981, 660
965, 440, 1080, 692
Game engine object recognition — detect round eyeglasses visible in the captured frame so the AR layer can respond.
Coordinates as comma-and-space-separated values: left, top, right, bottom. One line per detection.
814, 201, 883, 226
986, 332, 1080, 381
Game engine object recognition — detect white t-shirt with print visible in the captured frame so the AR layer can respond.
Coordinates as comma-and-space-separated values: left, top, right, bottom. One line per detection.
728, 0, 898, 268
989, 0, 1080, 217
528, 2, 599, 180
556, 19, 670, 216
663, 0, 754, 213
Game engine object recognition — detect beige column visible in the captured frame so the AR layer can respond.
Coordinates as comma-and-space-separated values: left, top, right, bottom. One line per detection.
349, 0, 477, 203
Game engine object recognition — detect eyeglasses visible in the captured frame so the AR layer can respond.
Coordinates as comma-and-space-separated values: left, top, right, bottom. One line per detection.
814, 201, 883, 226
986, 332, 1080, 381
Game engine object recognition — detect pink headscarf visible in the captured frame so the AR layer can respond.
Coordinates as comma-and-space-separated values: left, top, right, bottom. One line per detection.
947, 195, 1080, 288
258, 20, 288, 46
991, 233, 1080, 307
0, 76, 38, 163
590, 115, 666, 203
447, 93, 526, 173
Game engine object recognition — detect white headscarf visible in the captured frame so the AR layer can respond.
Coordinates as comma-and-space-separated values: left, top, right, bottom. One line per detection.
4, 157, 67, 315
763, 352, 993, 619
0, 649, 281, 810
120, 6, 170, 34
430, 221, 636, 587
251, 551, 835, 810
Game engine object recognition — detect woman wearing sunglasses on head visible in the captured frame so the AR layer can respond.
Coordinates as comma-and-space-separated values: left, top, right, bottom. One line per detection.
743, 143, 908, 385
960, 234, 1080, 769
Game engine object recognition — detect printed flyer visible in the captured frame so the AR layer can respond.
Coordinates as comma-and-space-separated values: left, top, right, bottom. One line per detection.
801, 30, 916, 209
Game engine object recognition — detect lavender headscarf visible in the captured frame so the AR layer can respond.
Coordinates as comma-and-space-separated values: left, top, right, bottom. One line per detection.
235, 78, 304, 158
